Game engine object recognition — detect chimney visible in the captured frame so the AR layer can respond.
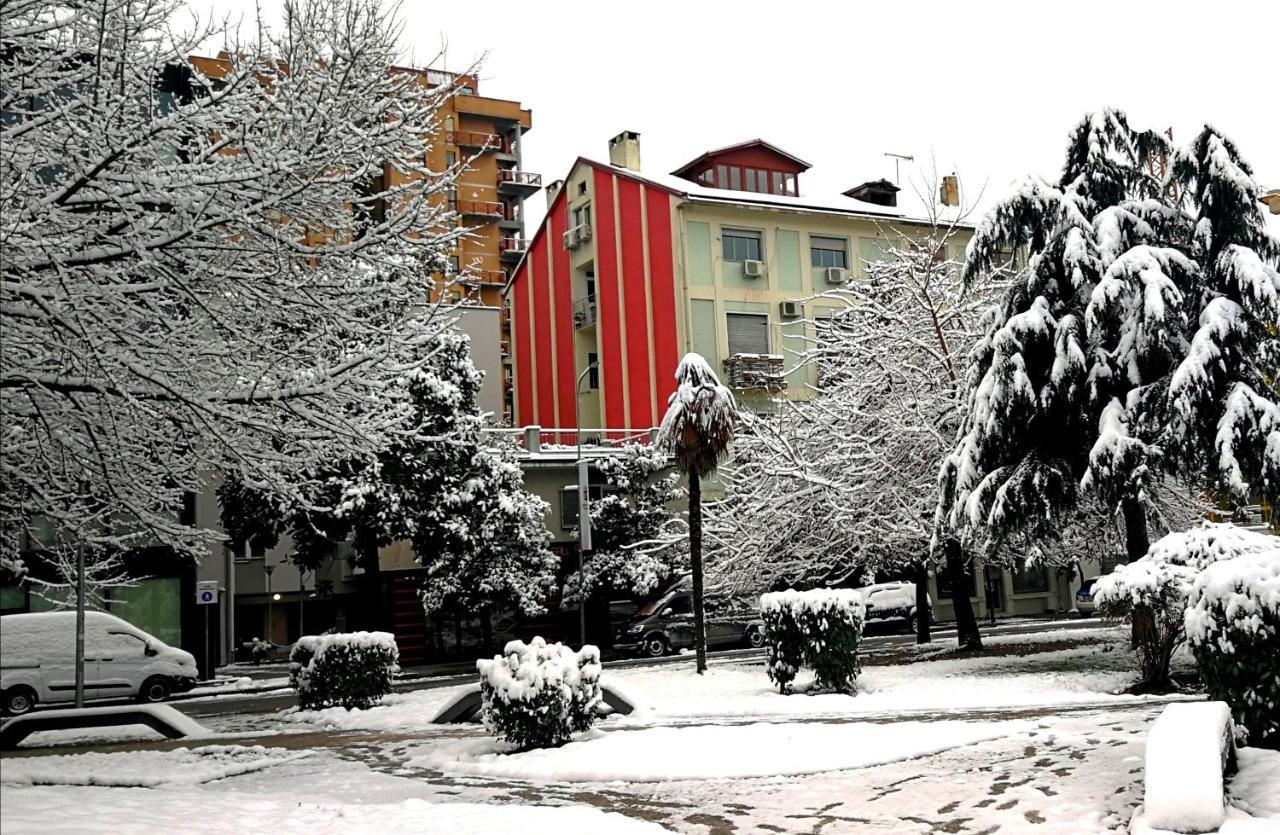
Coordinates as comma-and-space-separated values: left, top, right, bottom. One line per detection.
1260, 188, 1280, 215
939, 174, 960, 208
546, 179, 565, 209
608, 131, 641, 171
843, 179, 900, 207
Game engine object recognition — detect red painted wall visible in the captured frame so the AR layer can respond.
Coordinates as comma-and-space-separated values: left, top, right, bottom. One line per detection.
529, 234, 555, 427
645, 187, 679, 409
513, 261, 533, 425
550, 198, 576, 436
592, 168, 625, 428
618, 178, 652, 427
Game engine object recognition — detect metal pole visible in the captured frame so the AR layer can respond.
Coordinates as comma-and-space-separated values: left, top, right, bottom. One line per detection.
299, 569, 305, 639
75, 545, 86, 709
574, 362, 596, 650
202, 604, 210, 680
265, 564, 274, 647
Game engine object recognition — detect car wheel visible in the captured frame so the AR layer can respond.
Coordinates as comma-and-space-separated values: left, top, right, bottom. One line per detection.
138, 676, 171, 704
907, 613, 918, 635
4, 686, 37, 716
746, 625, 765, 648
642, 634, 669, 658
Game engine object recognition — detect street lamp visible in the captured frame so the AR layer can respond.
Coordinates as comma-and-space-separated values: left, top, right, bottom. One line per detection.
573, 360, 598, 649
264, 562, 276, 646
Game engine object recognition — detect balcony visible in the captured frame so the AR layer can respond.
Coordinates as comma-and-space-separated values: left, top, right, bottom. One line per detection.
455, 199, 503, 219
498, 236, 527, 262
457, 268, 506, 287
446, 129, 499, 150
572, 296, 598, 330
723, 354, 786, 390
497, 169, 542, 196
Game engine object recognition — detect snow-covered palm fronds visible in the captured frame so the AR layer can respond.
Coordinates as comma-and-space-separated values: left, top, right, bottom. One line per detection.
657, 354, 737, 477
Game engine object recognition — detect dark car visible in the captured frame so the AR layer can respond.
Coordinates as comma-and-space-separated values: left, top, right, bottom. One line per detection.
614, 578, 764, 657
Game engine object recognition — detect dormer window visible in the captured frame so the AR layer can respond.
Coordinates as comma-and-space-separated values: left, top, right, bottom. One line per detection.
672, 139, 809, 197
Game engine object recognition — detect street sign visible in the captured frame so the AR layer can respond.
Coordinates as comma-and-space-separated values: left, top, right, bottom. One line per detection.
196, 580, 219, 605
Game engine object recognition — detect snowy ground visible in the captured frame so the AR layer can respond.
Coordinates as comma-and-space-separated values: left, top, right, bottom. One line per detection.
4, 625, 1276, 834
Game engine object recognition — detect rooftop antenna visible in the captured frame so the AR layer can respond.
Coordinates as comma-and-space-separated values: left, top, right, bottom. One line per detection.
884, 152, 914, 185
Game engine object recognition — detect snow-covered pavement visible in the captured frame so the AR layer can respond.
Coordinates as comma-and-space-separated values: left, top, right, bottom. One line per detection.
3, 625, 1275, 834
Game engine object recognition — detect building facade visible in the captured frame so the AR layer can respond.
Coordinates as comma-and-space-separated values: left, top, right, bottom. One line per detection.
504, 134, 973, 431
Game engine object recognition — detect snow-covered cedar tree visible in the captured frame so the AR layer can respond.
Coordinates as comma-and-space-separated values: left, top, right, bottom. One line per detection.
1184, 545, 1280, 748
759, 589, 865, 694
936, 109, 1280, 572
709, 192, 996, 646
0, 0, 475, 579
289, 631, 399, 711
1094, 522, 1276, 688
476, 637, 602, 750
564, 443, 686, 604
657, 354, 738, 674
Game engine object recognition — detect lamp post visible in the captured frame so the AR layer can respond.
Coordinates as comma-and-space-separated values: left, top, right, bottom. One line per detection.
574, 360, 598, 649
264, 561, 275, 646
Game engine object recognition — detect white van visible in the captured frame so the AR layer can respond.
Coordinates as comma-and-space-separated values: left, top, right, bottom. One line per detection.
1, 610, 198, 715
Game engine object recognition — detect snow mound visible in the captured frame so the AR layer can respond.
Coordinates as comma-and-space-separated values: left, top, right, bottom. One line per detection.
0, 745, 306, 788
1142, 702, 1235, 833
409, 719, 1032, 782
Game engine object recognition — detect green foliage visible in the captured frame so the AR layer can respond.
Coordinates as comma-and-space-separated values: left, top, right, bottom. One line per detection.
759, 590, 864, 694
476, 638, 602, 750
290, 632, 399, 711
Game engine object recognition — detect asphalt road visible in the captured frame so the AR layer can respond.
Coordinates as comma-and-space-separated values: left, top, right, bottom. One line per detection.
179, 616, 1114, 719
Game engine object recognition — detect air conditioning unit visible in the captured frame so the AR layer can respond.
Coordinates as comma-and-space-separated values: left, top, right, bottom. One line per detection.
563, 228, 580, 250
779, 300, 801, 319
577, 223, 593, 242
824, 266, 847, 285
743, 259, 766, 278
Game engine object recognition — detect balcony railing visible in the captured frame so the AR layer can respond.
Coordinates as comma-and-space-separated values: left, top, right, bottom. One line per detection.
723, 354, 786, 390
499, 236, 527, 256
497, 170, 542, 188
457, 268, 506, 287
455, 199, 503, 218
447, 129, 498, 150
572, 296, 597, 330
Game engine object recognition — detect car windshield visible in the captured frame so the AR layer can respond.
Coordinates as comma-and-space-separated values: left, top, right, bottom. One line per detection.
634, 592, 674, 617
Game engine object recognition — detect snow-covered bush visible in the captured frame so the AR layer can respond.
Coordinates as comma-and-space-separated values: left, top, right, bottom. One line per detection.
1185, 548, 1280, 748
476, 637, 602, 750
289, 632, 399, 711
1095, 523, 1275, 688
759, 589, 865, 694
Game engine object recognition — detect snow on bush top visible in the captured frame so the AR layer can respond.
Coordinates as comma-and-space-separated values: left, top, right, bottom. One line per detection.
293, 631, 399, 665
477, 637, 601, 704
1094, 523, 1275, 609
1185, 546, 1280, 647
760, 588, 865, 618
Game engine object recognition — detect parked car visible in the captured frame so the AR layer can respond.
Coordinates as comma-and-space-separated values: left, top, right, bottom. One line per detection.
614, 578, 764, 657
1075, 577, 1100, 616
854, 582, 931, 634
1, 610, 199, 715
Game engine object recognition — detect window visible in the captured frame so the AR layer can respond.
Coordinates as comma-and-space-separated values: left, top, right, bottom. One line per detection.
588, 352, 599, 389
810, 236, 848, 269
1011, 565, 1049, 594
722, 228, 762, 262
772, 171, 784, 195
578, 181, 588, 196
572, 204, 592, 229
448, 255, 460, 274
667, 596, 693, 616
726, 312, 770, 356
729, 167, 741, 190
716, 164, 729, 188
937, 564, 977, 598
699, 169, 714, 185
745, 169, 757, 192
859, 237, 896, 265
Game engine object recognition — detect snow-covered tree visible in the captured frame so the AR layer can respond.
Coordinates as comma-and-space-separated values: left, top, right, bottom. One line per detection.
708, 191, 998, 644
1, 0, 468, 578
563, 443, 686, 604
657, 354, 737, 673
937, 111, 1279, 575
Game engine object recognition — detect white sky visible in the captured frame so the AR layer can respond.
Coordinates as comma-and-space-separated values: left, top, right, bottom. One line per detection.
209, 0, 1278, 227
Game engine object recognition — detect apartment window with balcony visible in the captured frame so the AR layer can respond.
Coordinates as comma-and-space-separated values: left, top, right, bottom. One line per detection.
810, 236, 848, 269
722, 228, 762, 262
726, 312, 770, 356
572, 204, 592, 229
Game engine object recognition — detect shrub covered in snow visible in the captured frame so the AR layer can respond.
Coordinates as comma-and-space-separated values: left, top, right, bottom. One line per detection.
289, 632, 399, 711
759, 589, 865, 694
476, 637, 602, 750
1185, 547, 1280, 748
1095, 523, 1275, 687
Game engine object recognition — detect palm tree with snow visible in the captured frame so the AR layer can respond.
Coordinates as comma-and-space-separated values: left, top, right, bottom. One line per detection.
657, 354, 738, 674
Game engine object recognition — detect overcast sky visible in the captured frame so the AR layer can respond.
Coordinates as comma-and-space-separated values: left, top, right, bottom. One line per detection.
213, 0, 1277, 227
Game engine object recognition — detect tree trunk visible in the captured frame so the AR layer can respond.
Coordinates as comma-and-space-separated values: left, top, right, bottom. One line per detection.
453, 611, 463, 654
74, 545, 86, 709
689, 468, 707, 674
1122, 497, 1154, 650
944, 538, 981, 649
913, 561, 931, 644
480, 607, 493, 655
